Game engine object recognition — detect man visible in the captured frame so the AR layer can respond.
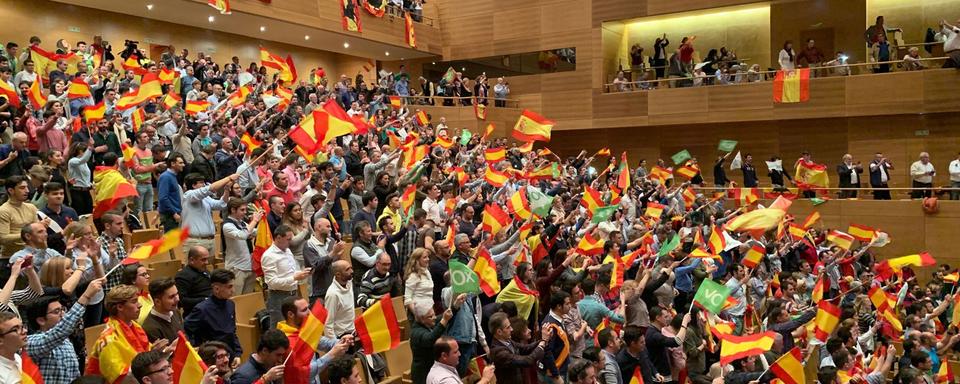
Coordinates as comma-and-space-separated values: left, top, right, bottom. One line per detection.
350, 221, 385, 287
949, 152, 960, 200
222, 198, 263, 295
99, 213, 128, 294
266, 171, 296, 204
328, 357, 362, 384
304, 217, 345, 303
430, 239, 453, 306
13, 59, 35, 91
0, 311, 25, 380
10, 222, 63, 272
275, 297, 352, 379
86, 285, 154, 383
742, 154, 758, 188
181, 173, 236, 257
356, 253, 400, 309
542, 292, 573, 383
798, 38, 824, 70
939, 19, 960, 68
724, 264, 751, 333
489, 311, 549, 384
910, 152, 936, 199
40, 182, 78, 255
129, 349, 219, 384
645, 306, 691, 383
189, 144, 218, 184
568, 360, 598, 384
175, 247, 213, 316
266, 195, 284, 234
616, 325, 657, 384
869, 152, 894, 200
1, 42, 18, 73
837, 154, 864, 199
0, 176, 37, 264
130, 131, 161, 215
184, 269, 243, 361
230, 330, 287, 384
597, 328, 623, 384
158, 153, 187, 231
324, 260, 356, 338
215, 138, 243, 182
141, 277, 183, 344
427, 336, 495, 384
363, 148, 401, 192
0, 132, 29, 179
451, 233, 474, 265
261, 225, 312, 327
24, 278, 103, 384
351, 192, 378, 232
92, 117, 122, 166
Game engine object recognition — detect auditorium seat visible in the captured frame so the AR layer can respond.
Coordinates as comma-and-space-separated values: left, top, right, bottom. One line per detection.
142, 211, 159, 230
236, 323, 259, 361
129, 229, 161, 252
84, 323, 107, 357
146, 259, 182, 280
232, 292, 266, 326
383, 340, 413, 383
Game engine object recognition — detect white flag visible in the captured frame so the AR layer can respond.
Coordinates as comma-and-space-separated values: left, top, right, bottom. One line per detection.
765, 159, 783, 172
729, 151, 742, 170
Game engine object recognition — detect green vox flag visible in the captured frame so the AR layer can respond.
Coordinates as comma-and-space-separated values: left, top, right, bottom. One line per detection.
450, 260, 481, 295
657, 234, 680, 258
460, 130, 473, 145
591, 205, 618, 224
526, 186, 555, 218
718, 139, 738, 152
692, 278, 732, 314
671, 150, 692, 165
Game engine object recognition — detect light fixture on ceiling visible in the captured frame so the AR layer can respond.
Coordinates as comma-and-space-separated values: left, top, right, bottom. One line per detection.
260, 26, 266, 32
304, 35, 310, 40
400, 58, 405, 61
385, 51, 390, 56
461, 67, 466, 71
208, 15, 215, 22
343, 42, 350, 48
431, 62, 436, 65
146, 4, 154, 10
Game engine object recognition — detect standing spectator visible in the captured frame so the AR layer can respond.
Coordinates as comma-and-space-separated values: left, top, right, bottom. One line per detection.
616, 325, 657, 384
798, 39, 824, 71
91, 118, 121, 166
356, 253, 400, 310
909, 152, 935, 198
215, 138, 242, 182
542, 292, 573, 383
742, 154, 758, 188
410, 300, 453, 384
652, 34, 670, 79
837, 154, 864, 199
175, 247, 213, 317
872, 34, 892, 73
183, 269, 243, 361
24, 278, 103, 384
493, 78, 509, 108
597, 328, 622, 384
40, 182, 78, 255
644, 307, 691, 382
938, 19, 960, 68
0, 132, 30, 179
678, 36, 696, 74
324, 260, 356, 338
180, 173, 235, 256
869, 152, 894, 200
158, 153, 186, 231
779, 41, 796, 70
98, 213, 128, 294
950, 152, 960, 200
713, 153, 730, 188
141, 277, 183, 344
304, 218, 344, 303
85, 285, 152, 382
0, 176, 39, 264
350, 221, 384, 287
489, 311, 548, 384
222, 198, 263, 295
130, 132, 162, 217
261, 225, 312, 327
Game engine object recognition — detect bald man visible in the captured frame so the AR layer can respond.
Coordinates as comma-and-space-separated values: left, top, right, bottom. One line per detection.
305, 218, 345, 303
324, 260, 356, 338
837, 154, 863, 199
0, 132, 29, 179
430, 239, 452, 308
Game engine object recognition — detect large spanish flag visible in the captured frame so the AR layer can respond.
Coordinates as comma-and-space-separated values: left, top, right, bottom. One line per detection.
116, 73, 163, 110
21, 352, 42, 384
770, 347, 806, 384
801, 211, 821, 229
322, 99, 366, 134
289, 110, 349, 152
718, 331, 775, 365
648, 165, 673, 183
773, 68, 810, 103
355, 295, 401, 354
725, 206, 789, 233
794, 160, 830, 191
474, 247, 501, 296
85, 317, 151, 383
507, 188, 532, 220
811, 275, 826, 303
880, 252, 936, 270
813, 299, 841, 342
576, 232, 605, 256
484, 167, 508, 187
404, 11, 417, 48
172, 331, 208, 384
512, 109, 554, 142
287, 300, 328, 384
29, 45, 80, 81
92, 166, 138, 218
482, 203, 510, 235
402, 144, 428, 170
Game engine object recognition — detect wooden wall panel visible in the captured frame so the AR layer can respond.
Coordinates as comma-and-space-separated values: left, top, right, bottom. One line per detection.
648, 88, 709, 116
493, 6, 542, 40
541, 1, 593, 34
773, 77, 847, 119
647, 0, 766, 16
844, 72, 924, 116
923, 69, 960, 113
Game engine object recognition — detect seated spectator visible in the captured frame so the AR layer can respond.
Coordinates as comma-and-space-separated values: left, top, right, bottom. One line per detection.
197, 341, 235, 382
230, 329, 288, 384
140, 277, 183, 344
903, 47, 924, 70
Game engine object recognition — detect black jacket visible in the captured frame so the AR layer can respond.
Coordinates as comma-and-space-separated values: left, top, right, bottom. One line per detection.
175, 265, 212, 315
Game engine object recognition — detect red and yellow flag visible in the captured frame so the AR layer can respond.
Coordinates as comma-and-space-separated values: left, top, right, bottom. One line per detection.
286, 300, 328, 384
512, 109, 554, 142
794, 160, 830, 191
121, 143, 136, 169
208, 0, 231, 14
689, 247, 723, 263
581, 185, 603, 213
481, 123, 495, 141
172, 331, 208, 384
92, 166, 138, 218
251, 204, 273, 277
576, 232, 605, 256
434, 135, 454, 149
21, 352, 43, 384
158, 67, 179, 85
27, 77, 45, 110
484, 167, 508, 187
813, 300, 841, 342
507, 188, 532, 220
125, 228, 191, 265
116, 73, 163, 110
404, 11, 416, 47
485, 147, 506, 164
131, 108, 146, 134
617, 152, 631, 191
401, 144, 428, 170
240, 132, 262, 155
811, 275, 826, 303
161, 91, 182, 110
644, 202, 664, 219
742, 244, 765, 269
826, 230, 854, 250
260, 47, 298, 84
474, 248, 501, 296
474, 101, 487, 120
773, 68, 810, 103
84, 101, 106, 122
415, 110, 429, 126
708, 225, 726, 254
355, 295, 401, 354
936, 360, 954, 384
121, 55, 147, 76
0, 81, 20, 108
67, 78, 92, 99
847, 223, 876, 242
728, 188, 760, 207
801, 211, 820, 229
629, 365, 644, 384
676, 164, 700, 179
717, 331, 776, 365
185, 100, 211, 116
85, 317, 152, 383
770, 347, 806, 384
29, 45, 80, 81
482, 204, 510, 235
228, 85, 252, 108
389, 95, 402, 109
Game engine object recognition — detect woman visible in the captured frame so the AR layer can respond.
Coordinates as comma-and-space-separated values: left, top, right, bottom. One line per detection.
372, 171, 396, 216
120, 263, 152, 324
36, 101, 70, 153
779, 41, 796, 70
281, 201, 311, 268
42, 149, 68, 187
404, 248, 434, 315
661, 308, 688, 383
612, 71, 630, 92
62, 221, 108, 324
630, 44, 645, 72
66, 140, 94, 215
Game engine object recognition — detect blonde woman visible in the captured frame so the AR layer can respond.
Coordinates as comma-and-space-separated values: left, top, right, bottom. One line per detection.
403, 248, 434, 314
120, 263, 152, 324
60, 221, 108, 324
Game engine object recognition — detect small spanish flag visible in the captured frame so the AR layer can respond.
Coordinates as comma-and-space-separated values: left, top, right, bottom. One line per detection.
474, 247, 500, 296
404, 11, 416, 48
717, 331, 775, 365
484, 167, 508, 187
511, 109, 554, 142
482, 204, 510, 235
576, 232, 605, 256
742, 244, 765, 269
689, 247, 723, 263
507, 188, 532, 220
629, 366, 643, 384
240, 132, 262, 155
158, 67, 179, 85
847, 223, 876, 242
27, 78, 45, 110
769, 347, 806, 384
185, 100, 211, 116
121, 143, 136, 169
644, 202, 664, 219
401, 184, 417, 215
826, 230, 854, 250
801, 211, 820, 229
415, 110, 429, 126
773, 68, 810, 103
813, 300, 841, 342
434, 135, 453, 149
171, 332, 208, 384
481, 123, 495, 141
708, 224, 726, 254
67, 78, 92, 99
21, 351, 43, 384
581, 185, 603, 213
161, 91, 181, 110
131, 108, 146, 134
676, 164, 700, 179
83, 101, 106, 122
484, 147, 506, 164
355, 295, 402, 354
389, 95, 402, 109
0, 81, 20, 108
474, 100, 487, 120
595, 148, 611, 157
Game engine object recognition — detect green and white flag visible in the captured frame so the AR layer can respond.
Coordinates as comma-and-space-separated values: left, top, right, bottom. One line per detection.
460, 130, 473, 145
718, 139, 738, 153
657, 234, 680, 258
692, 278, 732, 314
671, 150, 692, 165
591, 205, 618, 224
449, 260, 481, 295
526, 186, 555, 218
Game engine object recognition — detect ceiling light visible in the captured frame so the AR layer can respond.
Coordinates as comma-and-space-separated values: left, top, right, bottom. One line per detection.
208, 16, 215, 22
343, 42, 350, 48
431, 62, 436, 65
385, 51, 390, 56
146, 4, 154, 10
260, 26, 266, 32
400, 58, 405, 61
304, 35, 310, 40
461, 67, 466, 71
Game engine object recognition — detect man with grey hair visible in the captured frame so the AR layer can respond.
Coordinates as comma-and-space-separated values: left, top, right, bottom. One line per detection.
356, 252, 400, 310
0, 132, 29, 179
451, 233, 473, 264
910, 152, 935, 198
411, 299, 454, 384
363, 148, 401, 192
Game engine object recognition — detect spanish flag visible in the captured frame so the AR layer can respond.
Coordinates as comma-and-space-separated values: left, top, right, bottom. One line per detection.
251, 203, 273, 277
581, 185, 603, 213
355, 295, 401, 354
293, 145, 316, 164
867, 286, 894, 313
452, 167, 468, 187
787, 223, 807, 241
158, 67, 179, 85
322, 99, 367, 135
404, 11, 416, 48
879, 252, 936, 270
260, 47, 298, 84
185, 100, 211, 116
27, 77, 45, 110
507, 188, 533, 220
847, 223, 876, 242
161, 91, 181, 110
482, 123, 495, 141
576, 232, 605, 256
742, 244, 765, 268
402, 144, 428, 170
121, 143, 136, 169
725, 206, 789, 233
67, 78, 92, 99
21, 352, 42, 384
770, 347, 806, 384
813, 299, 841, 342
92, 166, 138, 218
474, 247, 501, 296
794, 160, 830, 191
415, 110, 429, 126
131, 108, 146, 134
496, 278, 539, 323
773, 68, 810, 103
85, 317, 152, 383
706, 225, 725, 254
485, 147, 506, 164
826, 230, 854, 250
801, 211, 820, 229
290, 110, 351, 152
595, 148, 611, 157
728, 188, 760, 207
717, 331, 775, 365
648, 165, 673, 183
208, 0, 231, 14
240, 132, 262, 155
29, 45, 80, 81
287, 300, 328, 384
399, 184, 417, 216
516, 141, 534, 153
121, 55, 147, 76
617, 152, 631, 191
125, 228, 191, 265
644, 202, 664, 219
512, 109, 554, 142
340, 0, 362, 32
474, 101, 487, 120
389, 95, 402, 109
83, 101, 106, 122
116, 73, 163, 110
689, 247, 723, 263
936, 360, 954, 384
228, 85, 252, 108
676, 164, 700, 179
172, 331, 208, 384
482, 204, 510, 235
0, 81, 19, 108
629, 365, 643, 384
484, 167, 508, 187
811, 276, 826, 303
610, 258, 626, 289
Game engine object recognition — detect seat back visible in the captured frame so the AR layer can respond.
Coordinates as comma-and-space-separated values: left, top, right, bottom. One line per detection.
232, 292, 266, 325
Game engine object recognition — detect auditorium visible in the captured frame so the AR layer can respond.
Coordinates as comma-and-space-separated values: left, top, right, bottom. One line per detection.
0, 0, 958, 383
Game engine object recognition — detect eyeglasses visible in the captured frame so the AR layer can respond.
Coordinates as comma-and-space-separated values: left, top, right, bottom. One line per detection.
47, 307, 65, 315
144, 363, 172, 376
215, 352, 230, 360
1, 326, 25, 336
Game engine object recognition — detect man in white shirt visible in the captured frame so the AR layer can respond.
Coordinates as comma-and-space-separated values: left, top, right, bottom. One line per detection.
0, 311, 24, 382
909, 152, 936, 199
869, 152, 894, 200
939, 19, 960, 68
261, 225, 311, 328
324, 260, 356, 338
427, 336, 495, 384
949, 152, 960, 200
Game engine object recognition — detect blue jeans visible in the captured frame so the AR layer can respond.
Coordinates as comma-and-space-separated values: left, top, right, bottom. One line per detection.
456, 341, 476, 376
133, 183, 154, 216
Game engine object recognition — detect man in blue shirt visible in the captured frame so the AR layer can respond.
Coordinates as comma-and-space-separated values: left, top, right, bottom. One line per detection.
39, 182, 78, 255
181, 172, 236, 257
158, 153, 186, 231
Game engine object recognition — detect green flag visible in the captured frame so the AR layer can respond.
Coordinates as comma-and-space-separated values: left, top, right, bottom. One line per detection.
460, 130, 473, 145
442, 67, 458, 83
810, 197, 827, 206
657, 234, 680, 258
692, 278, 732, 314
591, 205, 618, 224
526, 186, 555, 217
718, 140, 738, 152
449, 260, 481, 295
671, 150, 692, 165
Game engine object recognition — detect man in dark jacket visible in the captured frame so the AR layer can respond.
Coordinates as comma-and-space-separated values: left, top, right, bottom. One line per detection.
489, 312, 550, 384
184, 269, 243, 361
214, 138, 243, 182
869, 152, 894, 200
175, 247, 213, 316
616, 325, 658, 384
189, 143, 218, 183
742, 154, 759, 187
644, 306, 692, 381
410, 300, 452, 384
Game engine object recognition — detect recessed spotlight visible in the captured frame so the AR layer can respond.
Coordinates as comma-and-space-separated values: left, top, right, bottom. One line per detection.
304, 35, 310, 40
461, 67, 466, 71
260, 26, 266, 32
208, 16, 215, 22
146, 4, 154, 10
343, 42, 350, 48
431, 62, 436, 65
400, 58, 405, 61
385, 51, 390, 56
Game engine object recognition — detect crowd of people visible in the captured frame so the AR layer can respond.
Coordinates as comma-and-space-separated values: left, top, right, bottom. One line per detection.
0, 25, 956, 384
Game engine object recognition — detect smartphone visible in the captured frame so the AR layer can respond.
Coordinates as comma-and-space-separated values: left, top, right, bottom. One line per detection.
22, 255, 34, 270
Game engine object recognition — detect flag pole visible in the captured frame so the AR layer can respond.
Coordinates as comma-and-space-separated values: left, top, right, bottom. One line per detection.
105, 261, 125, 277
